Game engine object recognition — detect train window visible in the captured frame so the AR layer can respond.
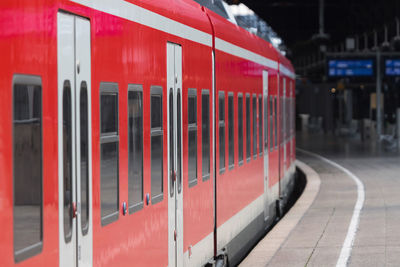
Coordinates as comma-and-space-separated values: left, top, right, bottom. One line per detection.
228, 93, 234, 169
274, 96, 278, 149
238, 94, 244, 165
188, 89, 197, 187
246, 94, 251, 161
151, 86, 163, 204
264, 95, 268, 153
202, 90, 210, 180
128, 85, 143, 213
259, 95, 263, 156
100, 82, 119, 226
80, 82, 89, 235
269, 96, 273, 152
219, 91, 225, 173
13, 75, 43, 262
62, 80, 73, 243
252, 94, 257, 159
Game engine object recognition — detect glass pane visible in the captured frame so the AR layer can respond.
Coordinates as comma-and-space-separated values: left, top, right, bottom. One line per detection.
188, 130, 197, 184
219, 93, 224, 122
62, 81, 73, 242
129, 90, 143, 209
177, 90, 182, 192
202, 93, 210, 178
151, 95, 162, 129
228, 95, 234, 166
188, 96, 196, 124
219, 93, 225, 172
151, 134, 163, 200
80, 83, 89, 234
253, 96, 257, 157
101, 94, 118, 134
264, 96, 268, 151
188, 92, 197, 185
259, 96, 262, 154
101, 142, 119, 219
246, 95, 251, 159
219, 126, 225, 171
13, 82, 42, 257
238, 96, 243, 163
270, 97, 273, 151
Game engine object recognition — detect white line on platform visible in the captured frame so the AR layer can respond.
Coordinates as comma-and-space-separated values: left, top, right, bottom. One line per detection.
298, 148, 365, 267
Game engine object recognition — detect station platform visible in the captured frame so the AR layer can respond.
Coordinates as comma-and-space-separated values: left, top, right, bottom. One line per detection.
240, 132, 400, 267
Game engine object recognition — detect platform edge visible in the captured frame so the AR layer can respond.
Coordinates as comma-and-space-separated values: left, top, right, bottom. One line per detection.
239, 159, 321, 267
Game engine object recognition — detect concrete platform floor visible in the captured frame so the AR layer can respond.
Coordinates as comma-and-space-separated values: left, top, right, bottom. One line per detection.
242, 132, 400, 267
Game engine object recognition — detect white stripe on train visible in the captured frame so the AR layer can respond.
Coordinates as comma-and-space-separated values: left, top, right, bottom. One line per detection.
70, 0, 295, 77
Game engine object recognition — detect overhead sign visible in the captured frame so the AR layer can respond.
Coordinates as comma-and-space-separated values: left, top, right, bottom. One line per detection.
328, 59, 374, 77
385, 59, 400, 76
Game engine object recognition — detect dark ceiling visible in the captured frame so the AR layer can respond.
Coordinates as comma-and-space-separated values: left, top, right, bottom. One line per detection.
227, 0, 400, 59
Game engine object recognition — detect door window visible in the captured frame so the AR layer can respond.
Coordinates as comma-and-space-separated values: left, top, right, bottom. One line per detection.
13, 75, 43, 262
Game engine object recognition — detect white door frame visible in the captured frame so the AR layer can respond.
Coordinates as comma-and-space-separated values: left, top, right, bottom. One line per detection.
57, 12, 93, 267
167, 42, 183, 267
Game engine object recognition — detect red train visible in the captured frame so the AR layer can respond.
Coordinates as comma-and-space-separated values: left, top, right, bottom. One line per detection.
0, 0, 296, 266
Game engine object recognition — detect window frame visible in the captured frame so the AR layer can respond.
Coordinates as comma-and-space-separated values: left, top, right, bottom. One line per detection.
238, 93, 244, 166
228, 92, 234, 170
252, 94, 257, 159
218, 91, 226, 174
201, 89, 211, 181
12, 74, 44, 263
100, 82, 120, 226
245, 93, 251, 162
188, 88, 198, 188
127, 84, 144, 214
269, 96, 274, 152
150, 86, 164, 205
264, 94, 268, 155
79, 81, 90, 236
62, 80, 73, 243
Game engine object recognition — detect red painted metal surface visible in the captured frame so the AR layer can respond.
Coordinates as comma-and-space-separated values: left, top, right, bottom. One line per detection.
0, 0, 295, 266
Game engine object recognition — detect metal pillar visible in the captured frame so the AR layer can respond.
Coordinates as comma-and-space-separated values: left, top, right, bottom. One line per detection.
376, 49, 382, 139
319, 0, 325, 35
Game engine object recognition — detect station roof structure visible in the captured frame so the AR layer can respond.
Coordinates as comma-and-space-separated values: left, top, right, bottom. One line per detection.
226, 0, 400, 59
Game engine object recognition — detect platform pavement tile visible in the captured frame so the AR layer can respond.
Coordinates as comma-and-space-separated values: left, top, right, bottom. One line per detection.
306, 246, 342, 267
281, 215, 331, 248
266, 248, 313, 267
386, 246, 400, 267
348, 246, 385, 267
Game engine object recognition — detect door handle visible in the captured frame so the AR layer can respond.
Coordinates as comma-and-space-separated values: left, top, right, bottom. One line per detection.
72, 202, 77, 218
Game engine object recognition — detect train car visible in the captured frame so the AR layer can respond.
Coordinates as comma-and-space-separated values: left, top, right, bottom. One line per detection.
0, 0, 296, 266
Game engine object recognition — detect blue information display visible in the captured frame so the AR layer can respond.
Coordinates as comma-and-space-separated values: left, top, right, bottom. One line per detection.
328, 59, 373, 77
385, 59, 400, 76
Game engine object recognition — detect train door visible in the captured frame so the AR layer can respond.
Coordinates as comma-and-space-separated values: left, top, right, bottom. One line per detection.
167, 42, 184, 267
57, 13, 93, 267
262, 71, 269, 220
